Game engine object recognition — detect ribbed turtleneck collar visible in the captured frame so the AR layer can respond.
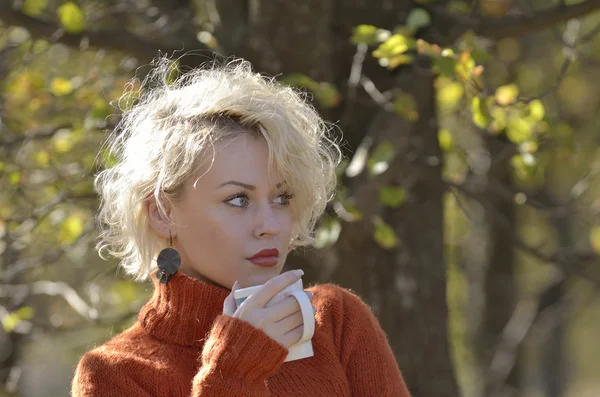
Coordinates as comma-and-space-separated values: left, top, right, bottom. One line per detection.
138, 271, 231, 347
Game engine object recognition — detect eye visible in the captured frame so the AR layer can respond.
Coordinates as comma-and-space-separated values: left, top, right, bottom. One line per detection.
224, 193, 250, 209
274, 192, 294, 206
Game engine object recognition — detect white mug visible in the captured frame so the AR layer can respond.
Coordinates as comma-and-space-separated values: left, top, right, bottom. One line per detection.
234, 279, 315, 362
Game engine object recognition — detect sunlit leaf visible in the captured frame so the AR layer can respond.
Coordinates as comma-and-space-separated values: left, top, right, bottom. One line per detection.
1, 307, 35, 333
58, 2, 85, 33
528, 99, 545, 121
351, 25, 379, 45
506, 117, 534, 144
379, 186, 407, 208
437, 79, 464, 110
373, 34, 415, 59
385, 54, 414, 69
8, 172, 21, 185
50, 77, 73, 96
373, 217, 399, 249
590, 227, 600, 253
438, 129, 454, 151
35, 149, 50, 167
406, 8, 431, 33
59, 214, 84, 244
22, 0, 48, 16
455, 50, 476, 80
495, 84, 519, 105
471, 96, 492, 128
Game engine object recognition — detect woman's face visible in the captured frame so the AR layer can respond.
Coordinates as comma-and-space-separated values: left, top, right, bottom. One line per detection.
149, 134, 294, 289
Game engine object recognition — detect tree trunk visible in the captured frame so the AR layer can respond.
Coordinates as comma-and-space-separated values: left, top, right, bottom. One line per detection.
213, 1, 460, 395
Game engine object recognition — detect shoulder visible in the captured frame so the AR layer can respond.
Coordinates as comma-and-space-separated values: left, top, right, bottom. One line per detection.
74, 323, 168, 377
308, 283, 374, 314
72, 324, 172, 395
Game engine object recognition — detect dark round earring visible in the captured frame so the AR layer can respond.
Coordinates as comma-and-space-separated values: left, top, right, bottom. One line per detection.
156, 231, 181, 285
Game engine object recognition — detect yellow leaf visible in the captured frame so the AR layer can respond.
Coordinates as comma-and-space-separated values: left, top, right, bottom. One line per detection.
438, 129, 454, 151
495, 84, 519, 105
35, 149, 50, 166
59, 215, 84, 244
58, 2, 85, 33
590, 227, 600, 253
528, 99, 545, 121
437, 80, 464, 110
50, 77, 73, 96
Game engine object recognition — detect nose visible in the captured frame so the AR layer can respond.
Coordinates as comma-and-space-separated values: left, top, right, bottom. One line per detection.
254, 202, 282, 238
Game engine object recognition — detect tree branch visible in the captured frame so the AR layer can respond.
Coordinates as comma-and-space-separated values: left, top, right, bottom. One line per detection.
432, 0, 600, 42
0, 4, 185, 62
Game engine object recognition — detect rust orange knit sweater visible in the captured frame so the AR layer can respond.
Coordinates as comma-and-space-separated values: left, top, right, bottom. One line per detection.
72, 271, 410, 396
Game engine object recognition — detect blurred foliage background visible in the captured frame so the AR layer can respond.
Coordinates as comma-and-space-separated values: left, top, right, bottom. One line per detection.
1, 0, 600, 396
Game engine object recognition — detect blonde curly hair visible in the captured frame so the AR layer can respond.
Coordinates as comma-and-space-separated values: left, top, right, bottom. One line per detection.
94, 55, 342, 281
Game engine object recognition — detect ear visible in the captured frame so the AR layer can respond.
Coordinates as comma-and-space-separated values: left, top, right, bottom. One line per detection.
145, 194, 175, 240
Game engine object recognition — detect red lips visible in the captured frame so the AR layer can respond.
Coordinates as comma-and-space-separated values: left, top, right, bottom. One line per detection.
248, 249, 280, 267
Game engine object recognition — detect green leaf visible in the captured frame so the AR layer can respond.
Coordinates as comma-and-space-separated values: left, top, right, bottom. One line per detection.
367, 141, 396, 175
471, 96, 492, 128
59, 214, 84, 244
35, 149, 50, 167
384, 54, 414, 69
379, 186, 407, 208
373, 217, 399, 249
282, 74, 341, 108
433, 55, 457, 77
351, 25, 378, 45
22, 0, 48, 16
50, 77, 73, 96
58, 3, 85, 33
372, 34, 415, 59
1, 307, 34, 333
438, 129, 454, 151
495, 84, 519, 105
8, 172, 21, 185
406, 8, 431, 33
393, 91, 419, 121
528, 99, 545, 121
314, 218, 342, 249
506, 117, 534, 144
312, 81, 341, 108
437, 80, 464, 110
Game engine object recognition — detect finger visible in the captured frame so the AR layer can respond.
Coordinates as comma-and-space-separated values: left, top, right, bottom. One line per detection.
305, 290, 314, 301
244, 270, 303, 308
281, 325, 304, 348
276, 311, 304, 334
268, 296, 302, 322
222, 281, 240, 316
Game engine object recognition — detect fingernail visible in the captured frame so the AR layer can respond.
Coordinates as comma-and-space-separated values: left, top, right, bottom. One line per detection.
307, 291, 314, 299
294, 269, 304, 277
232, 281, 239, 290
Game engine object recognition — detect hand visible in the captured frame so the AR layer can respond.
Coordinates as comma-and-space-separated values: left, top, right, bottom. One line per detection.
222, 270, 315, 349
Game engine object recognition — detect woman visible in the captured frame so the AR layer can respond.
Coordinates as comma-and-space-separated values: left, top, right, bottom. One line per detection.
72, 56, 411, 396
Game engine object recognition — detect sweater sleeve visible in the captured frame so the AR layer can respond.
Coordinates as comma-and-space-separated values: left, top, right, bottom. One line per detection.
192, 314, 288, 396
335, 287, 411, 397
72, 316, 288, 397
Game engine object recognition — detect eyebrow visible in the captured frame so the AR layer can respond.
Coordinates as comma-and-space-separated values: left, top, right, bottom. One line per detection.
216, 181, 285, 190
